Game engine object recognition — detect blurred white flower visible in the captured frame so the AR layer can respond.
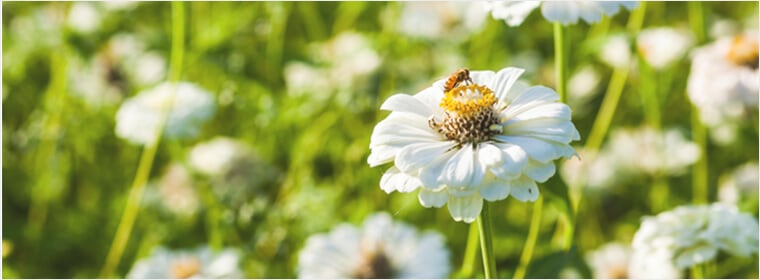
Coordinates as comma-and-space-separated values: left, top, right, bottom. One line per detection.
68, 54, 125, 108
157, 163, 199, 216
129, 51, 168, 87
568, 65, 601, 100
189, 137, 255, 177
632, 203, 759, 271
628, 246, 681, 279
687, 31, 758, 135
599, 34, 632, 69
398, 2, 487, 40
586, 242, 631, 279
102, 0, 139, 11
719, 162, 759, 205
560, 148, 617, 190
67, 2, 102, 34
127, 246, 242, 278
485, 1, 638, 26
297, 212, 450, 278
368, 67, 579, 222
607, 126, 700, 176
115, 82, 216, 145
637, 27, 694, 70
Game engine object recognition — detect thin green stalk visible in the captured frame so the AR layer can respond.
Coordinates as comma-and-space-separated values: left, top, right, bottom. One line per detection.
553, 22, 567, 102
691, 263, 705, 279
477, 201, 497, 279
638, 56, 661, 130
455, 223, 480, 278
688, 2, 706, 44
198, 182, 224, 250
99, 2, 185, 277
691, 107, 708, 204
513, 196, 543, 279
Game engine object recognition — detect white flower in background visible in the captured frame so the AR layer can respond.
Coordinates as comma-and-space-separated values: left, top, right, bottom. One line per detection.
297, 212, 450, 278
719, 162, 759, 205
485, 1, 638, 26
68, 54, 125, 108
628, 247, 681, 279
157, 163, 199, 216
598, 34, 632, 69
368, 67, 579, 222
397, 2, 487, 40
606, 126, 700, 176
127, 246, 242, 278
102, 0, 139, 11
128, 51, 167, 87
637, 27, 695, 70
568, 65, 601, 101
67, 2, 102, 34
586, 242, 631, 279
632, 203, 759, 271
560, 148, 617, 190
115, 82, 216, 145
189, 137, 252, 177
687, 31, 758, 135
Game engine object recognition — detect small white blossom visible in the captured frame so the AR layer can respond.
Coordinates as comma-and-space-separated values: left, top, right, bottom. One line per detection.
115, 82, 216, 145
606, 126, 700, 176
560, 148, 617, 190
67, 2, 101, 34
189, 137, 251, 177
599, 34, 633, 69
297, 212, 450, 278
157, 163, 199, 216
687, 31, 758, 136
368, 67, 579, 222
632, 203, 759, 271
719, 162, 759, 205
586, 242, 631, 279
397, 2, 487, 40
637, 27, 695, 70
485, 1, 638, 26
127, 246, 242, 278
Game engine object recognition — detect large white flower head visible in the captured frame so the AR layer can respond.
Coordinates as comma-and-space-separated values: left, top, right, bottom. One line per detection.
632, 203, 759, 271
115, 82, 216, 145
127, 246, 243, 278
297, 212, 450, 278
484, 1, 638, 26
687, 30, 759, 131
368, 67, 580, 223
637, 27, 695, 70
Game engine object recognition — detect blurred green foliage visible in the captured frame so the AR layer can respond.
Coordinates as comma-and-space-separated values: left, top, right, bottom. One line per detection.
2, 1, 758, 278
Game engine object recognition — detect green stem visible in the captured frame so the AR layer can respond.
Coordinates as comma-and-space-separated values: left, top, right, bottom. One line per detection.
691, 263, 705, 279
513, 196, 543, 279
638, 56, 661, 130
456, 223, 480, 278
688, 2, 706, 44
691, 106, 708, 204
99, 2, 185, 277
477, 201, 497, 279
198, 181, 224, 250
553, 22, 567, 103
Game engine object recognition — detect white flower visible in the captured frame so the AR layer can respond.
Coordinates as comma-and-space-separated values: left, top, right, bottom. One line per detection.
189, 137, 251, 177
157, 163, 199, 216
586, 242, 631, 279
398, 2, 487, 40
485, 1, 638, 26
628, 247, 681, 279
67, 2, 101, 34
115, 82, 216, 145
560, 148, 617, 190
719, 162, 759, 205
631, 203, 759, 271
568, 65, 601, 100
598, 33, 632, 68
606, 126, 700, 176
368, 67, 580, 222
127, 246, 242, 278
297, 212, 450, 278
687, 31, 758, 130
637, 27, 695, 70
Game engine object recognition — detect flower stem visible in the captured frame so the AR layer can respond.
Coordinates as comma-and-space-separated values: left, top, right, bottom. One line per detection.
477, 201, 497, 278
691, 106, 708, 204
99, 2, 185, 277
513, 196, 543, 279
456, 222, 480, 278
553, 22, 567, 103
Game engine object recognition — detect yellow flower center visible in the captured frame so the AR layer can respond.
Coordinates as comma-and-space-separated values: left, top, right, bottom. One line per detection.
169, 257, 201, 279
726, 34, 759, 70
429, 84, 503, 146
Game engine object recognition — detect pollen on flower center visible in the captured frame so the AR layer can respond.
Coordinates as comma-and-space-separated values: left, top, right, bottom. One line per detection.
726, 34, 759, 69
429, 84, 504, 145
170, 257, 201, 279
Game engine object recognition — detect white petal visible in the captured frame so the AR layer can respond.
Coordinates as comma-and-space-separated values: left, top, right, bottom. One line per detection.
495, 135, 565, 163
505, 102, 572, 122
447, 194, 483, 223
598, 2, 623, 14
419, 154, 452, 189
524, 160, 556, 183
541, 2, 580, 25
469, 70, 496, 86
368, 145, 398, 167
380, 93, 433, 117
380, 166, 422, 193
418, 188, 449, 208
488, 67, 525, 101
486, 0, 541, 27
503, 86, 560, 118
479, 176, 511, 201
489, 142, 529, 179
477, 143, 503, 167
503, 118, 580, 144
509, 176, 540, 202
440, 144, 485, 188
577, 2, 603, 24
370, 113, 440, 148
395, 142, 453, 173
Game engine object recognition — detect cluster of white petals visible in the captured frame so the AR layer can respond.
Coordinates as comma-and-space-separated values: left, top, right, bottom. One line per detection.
637, 27, 695, 70
368, 67, 579, 222
115, 82, 216, 145
297, 212, 450, 278
485, 1, 638, 26
607, 126, 700, 176
189, 137, 253, 177
632, 203, 759, 272
127, 246, 242, 278
687, 30, 758, 143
